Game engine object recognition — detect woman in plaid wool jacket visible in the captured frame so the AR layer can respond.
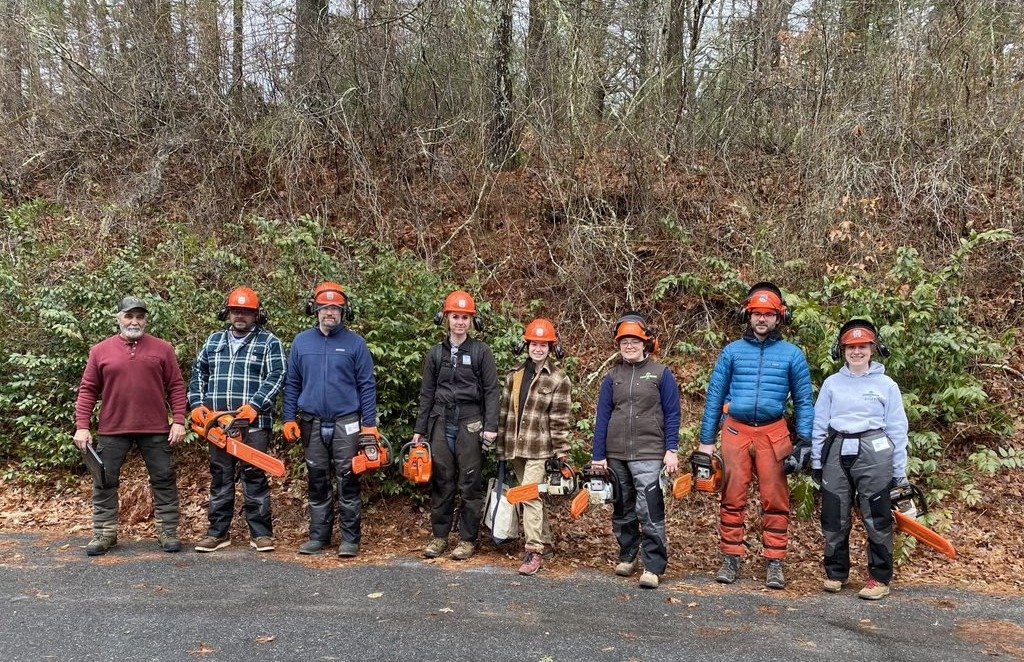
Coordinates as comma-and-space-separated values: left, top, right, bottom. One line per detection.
496, 318, 572, 577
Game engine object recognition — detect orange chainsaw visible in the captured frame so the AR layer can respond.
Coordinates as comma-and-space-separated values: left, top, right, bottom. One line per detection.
351, 431, 394, 475
569, 463, 619, 519
672, 450, 724, 499
889, 481, 956, 560
189, 408, 286, 477
506, 459, 580, 505
399, 440, 432, 485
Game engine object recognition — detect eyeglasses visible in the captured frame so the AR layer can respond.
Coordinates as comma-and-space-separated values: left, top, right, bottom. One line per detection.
619, 339, 644, 347
751, 311, 778, 320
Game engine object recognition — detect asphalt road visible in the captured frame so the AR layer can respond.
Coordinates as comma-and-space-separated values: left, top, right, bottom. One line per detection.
2, 532, 1021, 662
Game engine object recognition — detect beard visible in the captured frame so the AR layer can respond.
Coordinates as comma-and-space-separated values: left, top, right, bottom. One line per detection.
120, 326, 144, 341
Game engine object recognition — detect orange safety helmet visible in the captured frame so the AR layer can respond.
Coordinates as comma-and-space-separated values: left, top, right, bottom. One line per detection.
442, 290, 477, 315
523, 318, 557, 343
738, 281, 791, 324
434, 290, 483, 331
225, 287, 260, 310
217, 287, 268, 325
613, 312, 658, 354
305, 281, 354, 320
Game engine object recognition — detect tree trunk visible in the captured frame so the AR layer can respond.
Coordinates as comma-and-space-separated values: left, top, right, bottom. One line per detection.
232, 0, 243, 95
197, 0, 222, 91
489, 0, 516, 166
0, 0, 23, 111
294, 0, 330, 98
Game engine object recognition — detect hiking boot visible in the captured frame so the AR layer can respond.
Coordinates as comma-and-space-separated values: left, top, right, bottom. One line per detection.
638, 571, 660, 589
518, 552, 543, 576
823, 578, 846, 593
858, 579, 890, 600
249, 537, 274, 553
423, 538, 448, 558
195, 535, 231, 553
85, 535, 117, 557
450, 541, 476, 561
337, 542, 360, 558
615, 559, 639, 577
715, 554, 740, 584
298, 540, 327, 555
540, 543, 555, 560
157, 532, 182, 553
765, 560, 785, 589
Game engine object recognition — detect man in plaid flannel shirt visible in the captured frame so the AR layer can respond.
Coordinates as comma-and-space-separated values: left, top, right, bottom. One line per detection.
188, 287, 286, 553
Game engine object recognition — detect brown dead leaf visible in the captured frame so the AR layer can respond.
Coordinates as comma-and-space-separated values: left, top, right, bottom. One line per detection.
189, 643, 215, 656
665, 596, 681, 604
255, 635, 275, 645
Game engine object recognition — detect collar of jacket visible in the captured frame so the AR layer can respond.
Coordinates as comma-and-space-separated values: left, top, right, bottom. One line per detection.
742, 327, 783, 345
620, 355, 653, 369
516, 357, 551, 375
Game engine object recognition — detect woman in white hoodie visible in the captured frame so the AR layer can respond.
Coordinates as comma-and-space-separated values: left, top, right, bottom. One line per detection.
811, 319, 909, 601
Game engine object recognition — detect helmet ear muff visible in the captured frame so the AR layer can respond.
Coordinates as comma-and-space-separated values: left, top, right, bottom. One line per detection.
737, 282, 791, 325
435, 309, 484, 333
306, 287, 354, 321
831, 319, 889, 361
613, 312, 656, 355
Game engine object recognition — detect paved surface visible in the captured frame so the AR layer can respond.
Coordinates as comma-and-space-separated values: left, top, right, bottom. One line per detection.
1, 532, 1022, 661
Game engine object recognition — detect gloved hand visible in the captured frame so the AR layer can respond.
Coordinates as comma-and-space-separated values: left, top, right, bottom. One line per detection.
190, 405, 213, 428
235, 404, 259, 424
481, 430, 497, 452
785, 438, 812, 475
811, 469, 822, 487
359, 426, 381, 441
283, 421, 301, 444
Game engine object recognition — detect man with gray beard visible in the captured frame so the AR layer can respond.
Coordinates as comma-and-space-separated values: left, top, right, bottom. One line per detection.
73, 296, 187, 556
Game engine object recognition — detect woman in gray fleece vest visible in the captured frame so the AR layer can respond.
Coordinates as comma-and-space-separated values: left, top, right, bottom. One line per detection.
811, 319, 909, 601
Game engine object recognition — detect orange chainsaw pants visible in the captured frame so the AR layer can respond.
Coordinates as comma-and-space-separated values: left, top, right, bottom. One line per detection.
718, 416, 792, 560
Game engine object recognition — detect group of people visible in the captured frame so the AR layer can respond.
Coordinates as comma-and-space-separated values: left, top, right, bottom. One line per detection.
73, 281, 909, 601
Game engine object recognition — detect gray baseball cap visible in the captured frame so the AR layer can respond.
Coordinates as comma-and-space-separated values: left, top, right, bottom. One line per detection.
117, 296, 148, 314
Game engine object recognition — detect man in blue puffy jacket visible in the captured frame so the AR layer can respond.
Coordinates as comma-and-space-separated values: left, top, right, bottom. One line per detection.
697, 282, 814, 589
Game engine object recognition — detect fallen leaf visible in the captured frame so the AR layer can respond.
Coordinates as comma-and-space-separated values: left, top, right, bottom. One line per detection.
189, 643, 215, 656
687, 602, 698, 607
367, 592, 383, 599
438, 607, 453, 613
255, 635, 275, 644
665, 596, 681, 604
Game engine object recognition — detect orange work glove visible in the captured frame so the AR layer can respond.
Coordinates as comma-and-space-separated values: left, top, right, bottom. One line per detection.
235, 404, 259, 424
359, 426, 380, 441
283, 421, 301, 444
189, 405, 213, 432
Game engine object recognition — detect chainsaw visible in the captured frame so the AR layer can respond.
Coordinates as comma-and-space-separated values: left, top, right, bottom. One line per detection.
351, 432, 394, 475
505, 459, 580, 505
189, 408, 286, 478
399, 440, 432, 485
569, 463, 619, 519
672, 450, 724, 500
889, 481, 956, 560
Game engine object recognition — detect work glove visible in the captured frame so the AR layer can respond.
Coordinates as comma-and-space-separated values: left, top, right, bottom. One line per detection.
283, 421, 301, 444
811, 469, 822, 487
784, 438, 812, 475
890, 475, 910, 490
359, 426, 380, 441
235, 404, 259, 424
481, 430, 497, 452
189, 405, 213, 429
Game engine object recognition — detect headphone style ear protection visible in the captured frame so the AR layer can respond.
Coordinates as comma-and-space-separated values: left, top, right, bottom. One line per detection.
514, 329, 566, 360
829, 318, 891, 361
305, 284, 355, 322
433, 309, 484, 333
736, 281, 792, 325
613, 312, 658, 355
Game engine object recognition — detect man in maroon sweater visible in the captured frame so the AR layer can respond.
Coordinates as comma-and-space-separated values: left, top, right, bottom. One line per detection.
73, 296, 187, 556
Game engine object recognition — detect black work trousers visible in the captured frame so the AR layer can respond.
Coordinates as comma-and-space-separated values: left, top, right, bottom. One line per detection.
205, 428, 273, 539
93, 434, 179, 538
428, 414, 484, 542
300, 413, 361, 545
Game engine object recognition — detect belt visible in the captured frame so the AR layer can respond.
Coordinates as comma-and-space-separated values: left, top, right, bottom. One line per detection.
729, 416, 783, 428
827, 427, 885, 443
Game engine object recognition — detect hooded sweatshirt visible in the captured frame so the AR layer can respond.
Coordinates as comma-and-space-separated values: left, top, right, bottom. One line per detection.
811, 361, 909, 478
